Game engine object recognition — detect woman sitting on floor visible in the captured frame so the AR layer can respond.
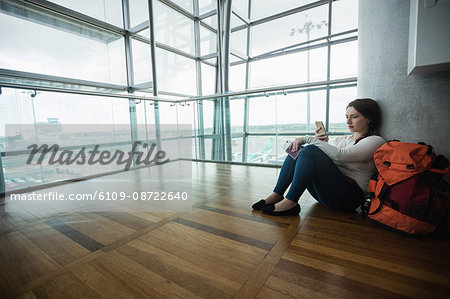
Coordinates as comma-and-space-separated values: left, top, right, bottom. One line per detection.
253, 98, 385, 216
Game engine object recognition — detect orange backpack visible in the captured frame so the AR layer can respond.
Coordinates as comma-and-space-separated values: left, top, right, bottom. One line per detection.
363, 141, 450, 235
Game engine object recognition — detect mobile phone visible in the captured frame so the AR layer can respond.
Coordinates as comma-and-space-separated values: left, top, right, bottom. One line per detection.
315, 121, 325, 134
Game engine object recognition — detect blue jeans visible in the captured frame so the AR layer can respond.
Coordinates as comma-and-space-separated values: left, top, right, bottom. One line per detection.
273, 145, 364, 212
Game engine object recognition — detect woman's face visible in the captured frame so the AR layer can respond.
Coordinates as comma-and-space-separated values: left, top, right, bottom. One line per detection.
346, 106, 370, 134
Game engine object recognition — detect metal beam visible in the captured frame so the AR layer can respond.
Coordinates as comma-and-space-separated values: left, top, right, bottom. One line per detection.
254, 29, 357, 59
212, 0, 225, 160
223, 0, 232, 161
199, 52, 219, 61
129, 20, 150, 34
0, 82, 172, 102
0, 68, 128, 91
242, 0, 252, 162
181, 77, 357, 101
133, 81, 153, 90
193, 0, 205, 159
325, 0, 333, 132
16, 0, 125, 37
230, 35, 358, 67
148, 0, 161, 151
122, 0, 138, 155
231, 24, 247, 32
198, 9, 216, 20
0, 77, 357, 104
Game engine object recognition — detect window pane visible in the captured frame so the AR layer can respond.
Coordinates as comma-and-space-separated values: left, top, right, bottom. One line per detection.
251, 5, 328, 56
249, 47, 327, 89
201, 100, 215, 132
248, 95, 277, 133
158, 102, 178, 124
156, 49, 196, 95
229, 98, 245, 133
201, 14, 218, 30
129, 0, 148, 28
0, 4, 126, 85
328, 86, 357, 133
233, 0, 249, 17
199, 0, 216, 15
231, 11, 245, 28
1, 88, 132, 191
132, 39, 153, 84
135, 101, 157, 141
204, 138, 213, 159
230, 28, 247, 56
155, 1, 195, 55
200, 24, 216, 56
137, 28, 150, 39
276, 90, 327, 133
177, 102, 195, 131
251, 0, 317, 21
170, 0, 193, 13
192, 137, 199, 159
229, 64, 246, 91
332, 0, 358, 34
48, 0, 123, 28
247, 136, 275, 164
229, 54, 241, 64
6, 90, 130, 125
231, 137, 244, 162
201, 61, 216, 95
330, 40, 358, 79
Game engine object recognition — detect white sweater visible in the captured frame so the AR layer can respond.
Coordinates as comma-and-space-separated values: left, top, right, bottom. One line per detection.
303, 135, 385, 192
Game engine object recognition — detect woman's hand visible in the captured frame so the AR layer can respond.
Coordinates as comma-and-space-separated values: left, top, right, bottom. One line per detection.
315, 128, 329, 142
290, 137, 304, 152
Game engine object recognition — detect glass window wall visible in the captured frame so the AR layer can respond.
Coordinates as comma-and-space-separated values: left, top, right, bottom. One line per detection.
198, 0, 216, 15
201, 61, 216, 95
199, 25, 217, 56
329, 86, 357, 133
132, 39, 153, 84
0, 4, 126, 85
249, 47, 327, 89
129, 0, 149, 28
48, 0, 124, 28
156, 49, 197, 95
330, 40, 358, 79
155, 1, 195, 56
0, 0, 359, 192
251, 5, 328, 57
332, 0, 358, 34
230, 28, 248, 58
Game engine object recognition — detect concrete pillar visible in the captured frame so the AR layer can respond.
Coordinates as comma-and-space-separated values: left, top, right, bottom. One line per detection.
358, 0, 450, 157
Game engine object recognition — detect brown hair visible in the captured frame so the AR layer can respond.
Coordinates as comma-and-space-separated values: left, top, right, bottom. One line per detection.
347, 98, 381, 144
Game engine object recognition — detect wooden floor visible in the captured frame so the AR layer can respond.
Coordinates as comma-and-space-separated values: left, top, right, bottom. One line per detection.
1, 161, 450, 298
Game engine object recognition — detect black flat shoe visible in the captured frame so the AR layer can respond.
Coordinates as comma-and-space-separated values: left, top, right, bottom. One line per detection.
261, 203, 301, 216
252, 198, 284, 210
252, 199, 266, 210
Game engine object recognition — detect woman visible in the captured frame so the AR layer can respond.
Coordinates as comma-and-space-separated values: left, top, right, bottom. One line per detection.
253, 98, 385, 216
